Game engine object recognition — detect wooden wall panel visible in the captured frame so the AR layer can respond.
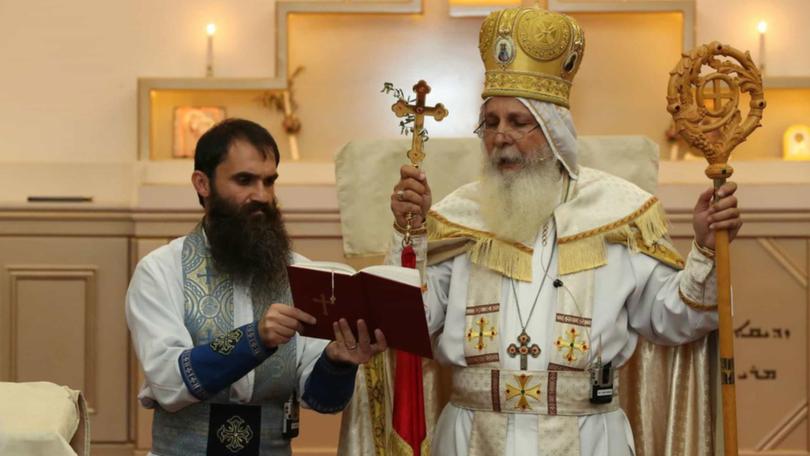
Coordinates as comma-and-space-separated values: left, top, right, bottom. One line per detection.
0, 237, 130, 443
9, 267, 97, 412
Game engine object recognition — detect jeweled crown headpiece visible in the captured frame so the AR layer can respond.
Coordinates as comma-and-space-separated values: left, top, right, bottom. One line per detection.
479, 6, 585, 108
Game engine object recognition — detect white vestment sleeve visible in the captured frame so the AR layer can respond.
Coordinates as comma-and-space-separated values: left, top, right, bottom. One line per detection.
126, 256, 198, 412
626, 244, 719, 345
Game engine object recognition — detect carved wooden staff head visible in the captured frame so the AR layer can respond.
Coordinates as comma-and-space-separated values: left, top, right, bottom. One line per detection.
667, 41, 766, 180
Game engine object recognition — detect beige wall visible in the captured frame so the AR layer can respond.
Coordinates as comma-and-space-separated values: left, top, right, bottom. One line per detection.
2, 0, 809, 172
0, 0, 277, 164
697, 0, 810, 77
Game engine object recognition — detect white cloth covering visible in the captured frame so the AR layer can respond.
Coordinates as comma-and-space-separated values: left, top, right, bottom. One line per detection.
0, 382, 87, 456
387, 227, 718, 456
125, 236, 329, 456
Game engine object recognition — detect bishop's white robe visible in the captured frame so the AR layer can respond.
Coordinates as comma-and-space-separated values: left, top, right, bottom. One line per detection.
392, 225, 717, 455
388, 168, 718, 456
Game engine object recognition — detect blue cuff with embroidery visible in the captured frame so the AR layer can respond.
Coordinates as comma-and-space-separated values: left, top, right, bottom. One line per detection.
178, 321, 275, 400
302, 349, 358, 413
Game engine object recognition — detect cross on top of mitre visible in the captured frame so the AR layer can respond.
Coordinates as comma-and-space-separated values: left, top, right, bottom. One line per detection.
390, 80, 449, 167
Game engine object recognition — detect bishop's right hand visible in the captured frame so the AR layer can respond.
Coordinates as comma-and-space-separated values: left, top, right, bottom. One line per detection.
391, 165, 432, 229
259, 303, 317, 348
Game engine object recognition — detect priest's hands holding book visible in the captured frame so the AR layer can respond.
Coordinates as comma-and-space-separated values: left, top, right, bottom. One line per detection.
259, 303, 388, 365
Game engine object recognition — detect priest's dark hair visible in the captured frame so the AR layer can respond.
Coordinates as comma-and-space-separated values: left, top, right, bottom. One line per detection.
194, 118, 280, 207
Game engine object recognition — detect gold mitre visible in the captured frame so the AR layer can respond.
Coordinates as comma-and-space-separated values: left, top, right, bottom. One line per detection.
479, 6, 585, 108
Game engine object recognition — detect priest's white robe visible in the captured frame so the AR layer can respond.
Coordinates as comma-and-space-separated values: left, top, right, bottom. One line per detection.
125, 236, 329, 456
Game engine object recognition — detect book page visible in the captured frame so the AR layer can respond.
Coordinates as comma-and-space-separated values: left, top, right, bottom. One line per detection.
358, 264, 420, 287
296, 261, 357, 276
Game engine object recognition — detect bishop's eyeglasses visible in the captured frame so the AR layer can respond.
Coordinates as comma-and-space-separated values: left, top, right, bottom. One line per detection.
474, 121, 540, 141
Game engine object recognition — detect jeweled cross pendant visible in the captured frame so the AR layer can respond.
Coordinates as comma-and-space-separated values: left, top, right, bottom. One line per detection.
507, 331, 541, 370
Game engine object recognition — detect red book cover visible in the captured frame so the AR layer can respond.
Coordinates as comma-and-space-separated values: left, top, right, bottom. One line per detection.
287, 264, 432, 359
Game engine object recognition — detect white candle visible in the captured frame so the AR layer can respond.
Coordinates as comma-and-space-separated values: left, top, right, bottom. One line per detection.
757, 20, 767, 74
206, 23, 216, 77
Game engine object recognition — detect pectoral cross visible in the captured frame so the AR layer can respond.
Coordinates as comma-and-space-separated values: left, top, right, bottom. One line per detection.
391, 80, 448, 168
313, 293, 335, 316
507, 331, 541, 371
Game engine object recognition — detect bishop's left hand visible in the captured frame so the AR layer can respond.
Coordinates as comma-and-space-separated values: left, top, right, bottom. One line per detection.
693, 181, 742, 250
325, 318, 388, 365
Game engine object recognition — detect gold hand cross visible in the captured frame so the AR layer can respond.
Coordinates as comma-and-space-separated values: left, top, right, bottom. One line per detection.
391, 80, 448, 168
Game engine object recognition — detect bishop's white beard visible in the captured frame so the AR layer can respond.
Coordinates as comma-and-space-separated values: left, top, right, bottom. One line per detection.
479, 143, 564, 244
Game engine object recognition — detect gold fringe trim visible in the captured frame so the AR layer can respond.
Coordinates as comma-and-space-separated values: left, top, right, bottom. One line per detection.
428, 211, 534, 282
558, 234, 607, 276
679, 288, 717, 312
557, 197, 662, 245
558, 198, 676, 275
607, 229, 685, 271
429, 197, 680, 278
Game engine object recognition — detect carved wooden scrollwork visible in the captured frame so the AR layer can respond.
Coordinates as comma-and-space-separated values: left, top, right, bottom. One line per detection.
667, 41, 766, 179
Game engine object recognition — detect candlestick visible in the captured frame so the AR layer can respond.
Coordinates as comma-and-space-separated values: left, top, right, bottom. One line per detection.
757, 20, 767, 74
206, 23, 216, 77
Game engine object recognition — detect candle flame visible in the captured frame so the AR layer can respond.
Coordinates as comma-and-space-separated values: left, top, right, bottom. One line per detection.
757, 20, 767, 34
207, 23, 217, 36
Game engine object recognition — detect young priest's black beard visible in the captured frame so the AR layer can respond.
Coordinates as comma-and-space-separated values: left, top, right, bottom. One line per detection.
205, 189, 291, 304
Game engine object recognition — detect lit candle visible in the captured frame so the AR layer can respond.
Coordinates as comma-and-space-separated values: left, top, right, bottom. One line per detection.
206, 23, 216, 77
757, 20, 767, 74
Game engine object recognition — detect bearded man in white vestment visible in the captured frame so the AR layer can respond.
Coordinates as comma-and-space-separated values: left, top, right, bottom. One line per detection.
126, 119, 387, 456
383, 7, 742, 456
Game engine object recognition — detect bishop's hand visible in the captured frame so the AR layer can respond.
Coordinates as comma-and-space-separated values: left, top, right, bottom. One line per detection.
391, 165, 431, 229
325, 318, 388, 365
692, 181, 742, 250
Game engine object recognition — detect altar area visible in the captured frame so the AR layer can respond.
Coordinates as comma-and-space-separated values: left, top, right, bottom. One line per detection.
1, 1, 810, 455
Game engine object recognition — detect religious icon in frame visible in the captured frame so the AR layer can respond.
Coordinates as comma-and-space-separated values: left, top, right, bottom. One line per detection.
783, 124, 810, 161
172, 106, 226, 158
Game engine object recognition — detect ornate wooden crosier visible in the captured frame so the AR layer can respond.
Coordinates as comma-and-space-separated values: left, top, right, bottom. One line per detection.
384, 80, 449, 246
667, 41, 766, 456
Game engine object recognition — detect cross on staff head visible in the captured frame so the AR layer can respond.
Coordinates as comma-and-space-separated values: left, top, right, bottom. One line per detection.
697, 74, 738, 117
391, 80, 449, 168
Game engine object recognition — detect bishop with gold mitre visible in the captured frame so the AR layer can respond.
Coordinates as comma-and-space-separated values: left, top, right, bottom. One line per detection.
340, 5, 743, 456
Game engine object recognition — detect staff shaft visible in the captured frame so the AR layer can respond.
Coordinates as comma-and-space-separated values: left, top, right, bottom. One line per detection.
714, 178, 738, 456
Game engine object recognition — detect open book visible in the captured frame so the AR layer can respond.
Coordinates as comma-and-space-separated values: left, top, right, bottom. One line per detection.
287, 262, 432, 359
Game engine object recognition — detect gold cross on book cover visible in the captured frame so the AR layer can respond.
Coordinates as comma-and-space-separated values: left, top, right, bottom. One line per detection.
287, 263, 432, 359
